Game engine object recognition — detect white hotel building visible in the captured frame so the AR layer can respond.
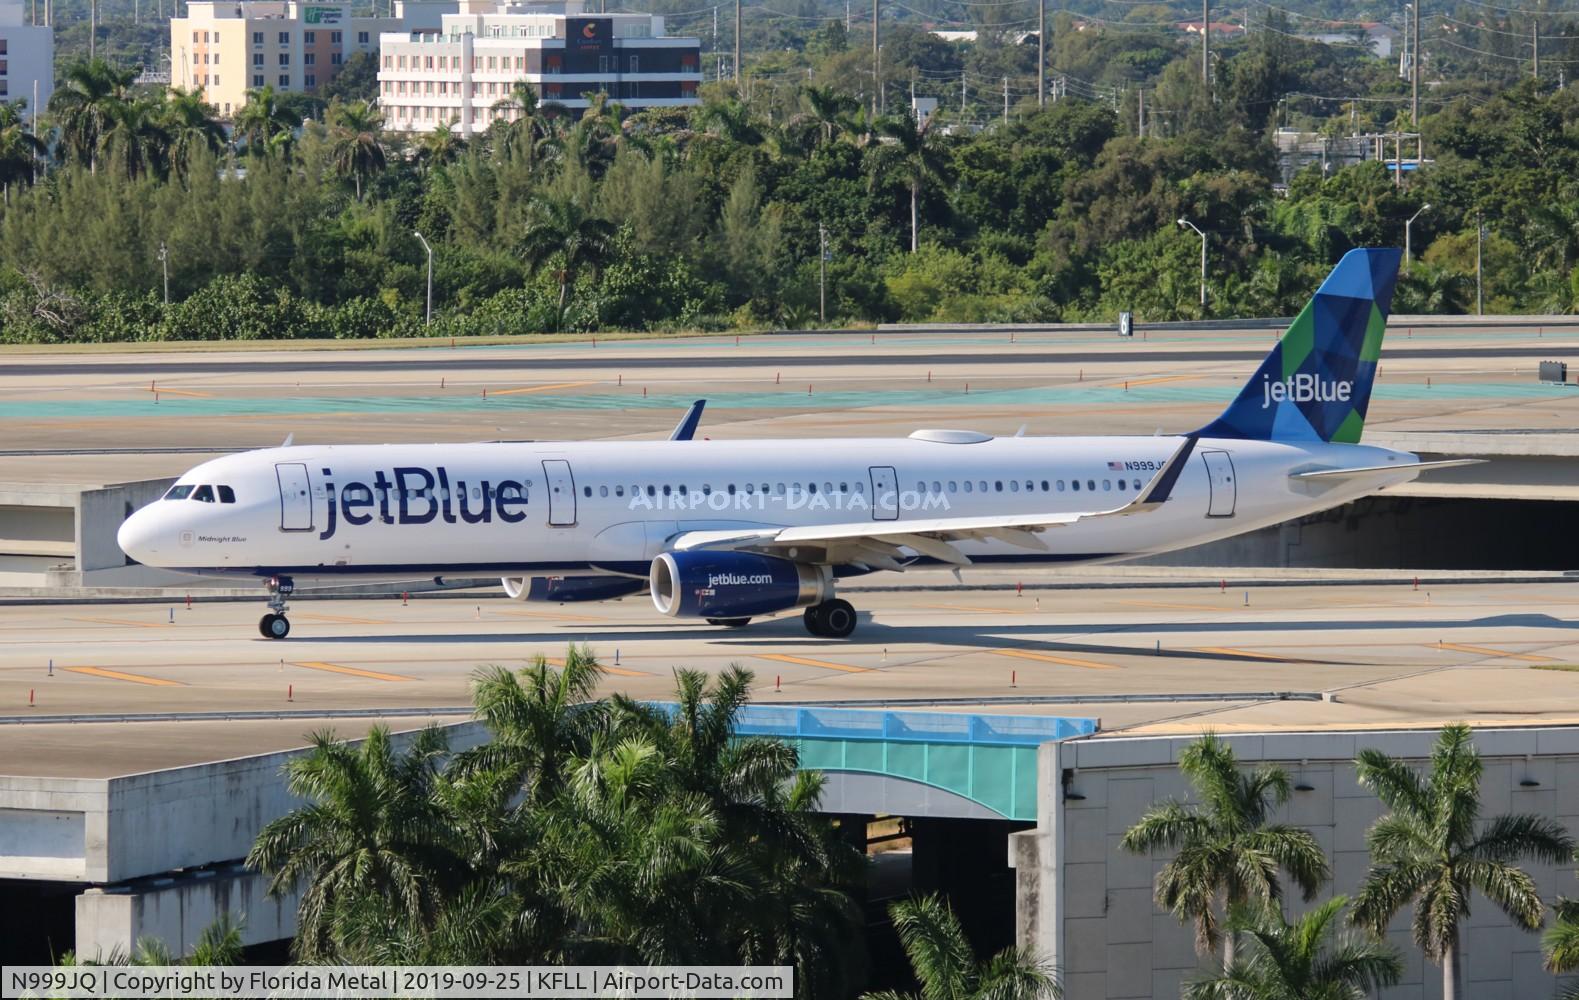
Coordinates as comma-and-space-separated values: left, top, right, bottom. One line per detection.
378, 0, 701, 135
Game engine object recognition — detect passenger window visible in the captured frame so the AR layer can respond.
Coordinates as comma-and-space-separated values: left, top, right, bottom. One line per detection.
744, 483, 754, 494
1103, 480, 1111, 491
583, 486, 592, 498
1040, 481, 1049, 492
1088, 480, 1097, 491
979, 480, 988, 492
994, 481, 1003, 492
1026, 480, 1035, 492
599, 486, 608, 497
164, 485, 194, 500
1057, 481, 1065, 492
932, 481, 941, 493
948, 481, 957, 492
472, 487, 481, 499
646, 485, 655, 497
840, 482, 848, 493
192, 485, 216, 502
702, 484, 712, 495
776, 483, 785, 494
808, 482, 818, 494
963, 481, 973, 493
853, 482, 864, 493
1010, 481, 1019, 492
662, 485, 671, 496
218, 485, 236, 503
678, 484, 688, 495
727, 484, 736, 494
1072, 480, 1081, 491
761, 483, 769, 494
615, 486, 624, 497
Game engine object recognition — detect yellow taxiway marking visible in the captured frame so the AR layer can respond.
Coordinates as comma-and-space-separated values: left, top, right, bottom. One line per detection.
916, 602, 1022, 615
541, 655, 649, 677
292, 661, 414, 682
1122, 375, 1201, 388
1118, 600, 1232, 613
68, 616, 169, 629
497, 609, 608, 623
756, 653, 870, 674
64, 666, 183, 686
1433, 642, 1553, 663
487, 380, 598, 397
147, 386, 213, 398
296, 613, 390, 625
1192, 646, 1306, 663
990, 648, 1117, 671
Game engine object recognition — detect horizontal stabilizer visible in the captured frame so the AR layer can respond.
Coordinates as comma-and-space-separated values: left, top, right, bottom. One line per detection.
669, 400, 706, 441
1290, 459, 1485, 481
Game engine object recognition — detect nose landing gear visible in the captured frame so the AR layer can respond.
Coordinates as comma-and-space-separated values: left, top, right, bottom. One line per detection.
259, 576, 293, 640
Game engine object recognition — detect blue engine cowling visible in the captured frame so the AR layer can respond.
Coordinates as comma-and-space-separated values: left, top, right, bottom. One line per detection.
501, 576, 646, 602
649, 551, 831, 619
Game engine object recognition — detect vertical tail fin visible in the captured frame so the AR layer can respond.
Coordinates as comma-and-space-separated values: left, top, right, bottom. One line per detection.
1196, 247, 1402, 444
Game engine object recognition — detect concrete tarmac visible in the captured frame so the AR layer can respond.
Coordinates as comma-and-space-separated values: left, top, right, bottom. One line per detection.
6, 580, 1579, 777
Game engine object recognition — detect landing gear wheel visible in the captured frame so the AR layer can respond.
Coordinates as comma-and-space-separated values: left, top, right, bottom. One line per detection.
819, 599, 857, 638
707, 617, 752, 628
260, 613, 291, 639
803, 604, 826, 636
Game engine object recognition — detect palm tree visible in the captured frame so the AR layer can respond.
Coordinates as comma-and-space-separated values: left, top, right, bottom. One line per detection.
1120, 733, 1329, 966
327, 99, 386, 200
0, 102, 46, 196
417, 118, 465, 172
873, 109, 949, 253
101, 94, 171, 180
800, 84, 857, 146
1184, 898, 1402, 1000
517, 192, 616, 327
160, 88, 226, 175
696, 94, 763, 146
48, 58, 137, 173
491, 80, 551, 167
861, 893, 1061, 1000
1351, 723, 1574, 1000
246, 724, 465, 961
457, 646, 608, 806
1544, 892, 1579, 1000
233, 84, 297, 156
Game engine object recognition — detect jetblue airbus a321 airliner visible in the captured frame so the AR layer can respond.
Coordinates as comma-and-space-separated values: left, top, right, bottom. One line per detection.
118, 248, 1471, 640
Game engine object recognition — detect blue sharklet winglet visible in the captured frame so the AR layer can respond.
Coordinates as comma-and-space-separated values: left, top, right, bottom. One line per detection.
669, 400, 706, 441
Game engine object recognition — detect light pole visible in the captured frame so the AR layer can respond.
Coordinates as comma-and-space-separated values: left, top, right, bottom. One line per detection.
818, 223, 828, 324
1177, 217, 1207, 310
414, 231, 433, 325
1405, 203, 1430, 272
158, 242, 169, 305
1476, 213, 1485, 316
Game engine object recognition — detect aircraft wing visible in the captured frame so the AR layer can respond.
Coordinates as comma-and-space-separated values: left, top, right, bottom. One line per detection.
669, 436, 1198, 569
1289, 458, 1484, 480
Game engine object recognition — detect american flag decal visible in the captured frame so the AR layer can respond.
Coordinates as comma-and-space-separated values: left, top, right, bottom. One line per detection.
1107, 461, 1124, 471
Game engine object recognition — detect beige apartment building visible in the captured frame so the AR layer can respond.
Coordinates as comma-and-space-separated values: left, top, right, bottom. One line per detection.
171, 0, 455, 118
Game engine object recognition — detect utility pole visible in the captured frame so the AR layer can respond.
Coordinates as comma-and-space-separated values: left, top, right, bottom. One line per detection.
1413, 0, 1421, 161
1037, 0, 1045, 107
960, 73, 966, 115
872, 0, 879, 117
712, 7, 718, 84
1002, 76, 1008, 124
158, 242, 169, 305
1533, 20, 1539, 80
1201, 0, 1209, 92
818, 224, 828, 323
1137, 88, 1144, 138
89, 0, 96, 59
734, 0, 741, 85
1476, 215, 1485, 316
414, 231, 433, 325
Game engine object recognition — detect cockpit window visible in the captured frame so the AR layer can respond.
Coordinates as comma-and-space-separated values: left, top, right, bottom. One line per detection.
164, 485, 194, 500
218, 485, 236, 504
192, 485, 216, 503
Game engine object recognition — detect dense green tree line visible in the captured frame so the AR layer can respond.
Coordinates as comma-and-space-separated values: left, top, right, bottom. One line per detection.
7, 23, 1579, 341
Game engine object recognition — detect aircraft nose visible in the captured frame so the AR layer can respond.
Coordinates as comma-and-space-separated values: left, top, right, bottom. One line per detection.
117, 506, 163, 563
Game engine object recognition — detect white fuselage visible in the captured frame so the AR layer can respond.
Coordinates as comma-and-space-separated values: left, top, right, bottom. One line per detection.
117, 433, 1422, 582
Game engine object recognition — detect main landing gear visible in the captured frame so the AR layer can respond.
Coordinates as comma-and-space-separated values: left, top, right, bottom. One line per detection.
259, 575, 293, 640
803, 599, 857, 639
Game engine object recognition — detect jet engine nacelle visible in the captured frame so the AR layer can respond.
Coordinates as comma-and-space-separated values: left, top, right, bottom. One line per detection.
649, 551, 831, 619
500, 576, 647, 602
